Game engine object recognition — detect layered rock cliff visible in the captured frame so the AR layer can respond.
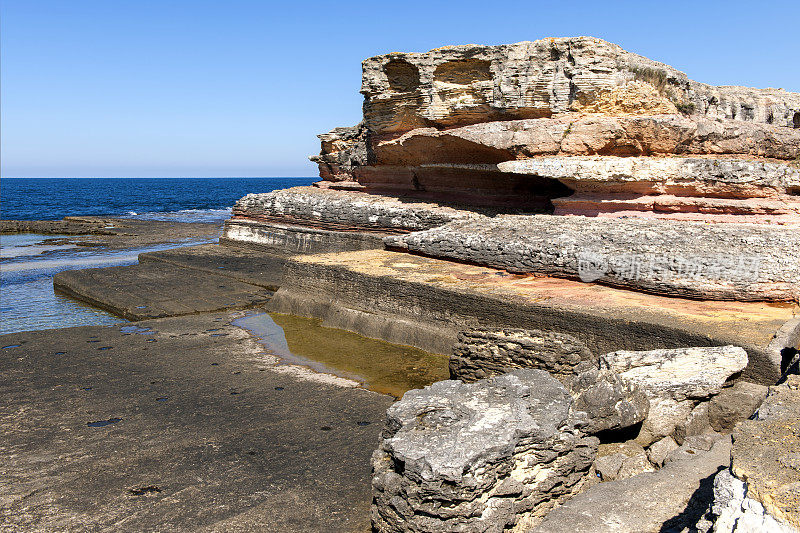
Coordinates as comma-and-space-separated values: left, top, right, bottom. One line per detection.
227, 37, 800, 302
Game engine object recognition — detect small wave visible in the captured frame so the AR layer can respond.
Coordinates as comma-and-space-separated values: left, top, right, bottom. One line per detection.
120, 207, 232, 224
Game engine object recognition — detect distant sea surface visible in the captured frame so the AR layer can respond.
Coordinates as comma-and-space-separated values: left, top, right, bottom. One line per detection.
0, 177, 316, 334
1, 177, 316, 222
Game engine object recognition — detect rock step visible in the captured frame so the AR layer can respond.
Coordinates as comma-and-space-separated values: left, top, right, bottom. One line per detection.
53, 261, 272, 320
267, 248, 797, 383
139, 243, 289, 289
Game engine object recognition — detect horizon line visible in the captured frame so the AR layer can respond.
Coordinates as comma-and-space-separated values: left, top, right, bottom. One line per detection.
1, 176, 320, 179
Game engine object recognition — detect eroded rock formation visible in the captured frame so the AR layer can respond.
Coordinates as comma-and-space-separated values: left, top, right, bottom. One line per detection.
386, 216, 800, 301
227, 36, 800, 302
371, 369, 598, 532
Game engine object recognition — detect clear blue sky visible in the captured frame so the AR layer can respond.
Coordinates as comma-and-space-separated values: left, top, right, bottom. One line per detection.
2, 0, 798, 178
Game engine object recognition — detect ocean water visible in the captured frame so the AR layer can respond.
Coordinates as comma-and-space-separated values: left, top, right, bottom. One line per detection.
1, 177, 315, 221
0, 177, 315, 334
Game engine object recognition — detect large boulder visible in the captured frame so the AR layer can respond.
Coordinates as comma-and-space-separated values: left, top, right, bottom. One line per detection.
601, 346, 748, 442
371, 369, 598, 532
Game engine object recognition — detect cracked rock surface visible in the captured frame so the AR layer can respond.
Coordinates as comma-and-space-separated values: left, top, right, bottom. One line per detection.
371, 369, 598, 532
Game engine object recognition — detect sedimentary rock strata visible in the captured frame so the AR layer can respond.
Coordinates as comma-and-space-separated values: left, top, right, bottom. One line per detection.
500, 156, 800, 224
359, 37, 800, 136
230, 187, 479, 233
371, 369, 598, 532
374, 115, 800, 166
450, 327, 594, 381
387, 215, 800, 301
227, 37, 800, 303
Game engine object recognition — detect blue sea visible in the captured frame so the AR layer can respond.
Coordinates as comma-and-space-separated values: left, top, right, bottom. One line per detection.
0, 177, 315, 334
1, 177, 315, 222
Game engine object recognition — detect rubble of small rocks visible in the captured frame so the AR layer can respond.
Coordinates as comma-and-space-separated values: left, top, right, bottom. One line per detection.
447, 330, 760, 476
371, 369, 598, 532
371, 332, 776, 531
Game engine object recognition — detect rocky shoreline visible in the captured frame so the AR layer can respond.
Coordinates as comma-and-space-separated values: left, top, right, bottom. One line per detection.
3, 36, 799, 531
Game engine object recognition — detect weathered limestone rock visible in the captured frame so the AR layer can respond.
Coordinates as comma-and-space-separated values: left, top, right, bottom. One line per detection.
665, 433, 728, 465
566, 364, 650, 435
375, 115, 800, 167
600, 346, 749, 402
387, 216, 800, 301
228, 186, 481, 235
594, 442, 654, 482
359, 37, 800, 136
499, 156, 800, 225
371, 369, 598, 532
601, 346, 748, 442
309, 122, 368, 182
532, 436, 732, 533
707, 381, 769, 433
450, 327, 594, 381
310, 37, 800, 219
715, 375, 800, 531
647, 436, 680, 467
674, 402, 714, 445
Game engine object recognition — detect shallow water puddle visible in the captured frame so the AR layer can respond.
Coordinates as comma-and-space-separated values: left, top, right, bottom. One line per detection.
87, 417, 122, 427
233, 313, 449, 398
119, 325, 154, 335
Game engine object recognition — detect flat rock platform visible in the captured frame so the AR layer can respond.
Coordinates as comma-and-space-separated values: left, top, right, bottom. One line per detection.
51, 243, 799, 383
0, 313, 392, 532
270, 249, 799, 384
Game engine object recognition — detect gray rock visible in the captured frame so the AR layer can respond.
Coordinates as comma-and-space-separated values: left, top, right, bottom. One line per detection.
387, 216, 800, 302
567, 365, 650, 435
648, 436, 680, 467
532, 436, 732, 533
641, 397, 695, 443
674, 402, 714, 445
594, 453, 626, 481
600, 346, 749, 401
450, 327, 594, 382
707, 381, 768, 433
371, 369, 598, 532
230, 186, 481, 234
665, 434, 727, 465
617, 453, 657, 480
